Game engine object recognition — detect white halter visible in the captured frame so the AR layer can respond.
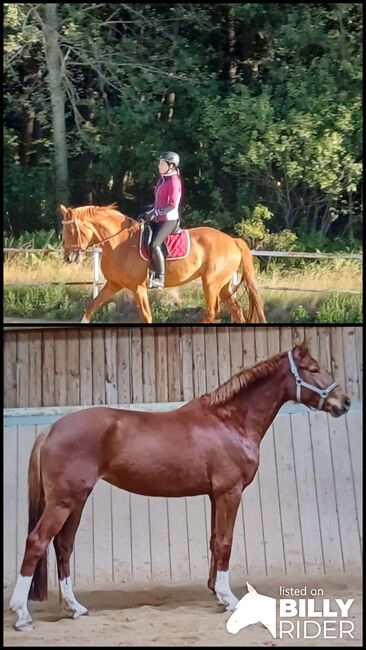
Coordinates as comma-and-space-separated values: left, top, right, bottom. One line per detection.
287, 349, 338, 410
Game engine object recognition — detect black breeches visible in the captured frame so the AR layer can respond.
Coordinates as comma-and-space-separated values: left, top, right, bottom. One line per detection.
150, 220, 178, 250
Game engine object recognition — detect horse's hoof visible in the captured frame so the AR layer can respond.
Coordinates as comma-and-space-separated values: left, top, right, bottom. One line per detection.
73, 607, 89, 619
14, 619, 34, 631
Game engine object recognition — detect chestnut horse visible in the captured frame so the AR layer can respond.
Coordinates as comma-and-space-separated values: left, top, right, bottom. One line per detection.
10, 341, 350, 630
60, 203, 266, 324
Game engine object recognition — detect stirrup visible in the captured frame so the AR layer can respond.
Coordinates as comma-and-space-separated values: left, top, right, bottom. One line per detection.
149, 275, 165, 289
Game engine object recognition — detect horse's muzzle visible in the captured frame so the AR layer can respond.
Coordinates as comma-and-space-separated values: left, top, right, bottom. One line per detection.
330, 396, 351, 418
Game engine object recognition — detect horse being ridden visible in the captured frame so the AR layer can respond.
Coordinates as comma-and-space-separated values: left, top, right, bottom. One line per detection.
61, 204, 266, 324
9, 340, 350, 630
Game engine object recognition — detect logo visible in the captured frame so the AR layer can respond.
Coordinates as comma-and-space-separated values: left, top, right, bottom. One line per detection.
226, 583, 355, 640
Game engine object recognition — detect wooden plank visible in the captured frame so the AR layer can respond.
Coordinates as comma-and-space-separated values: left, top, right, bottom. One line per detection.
154, 327, 168, 403
4, 332, 17, 408
342, 327, 359, 400
130, 493, 151, 580
186, 496, 209, 580
254, 327, 268, 362
204, 328, 218, 392
328, 413, 362, 570
279, 327, 293, 353
318, 327, 332, 373
130, 328, 143, 403
181, 327, 194, 401
305, 326, 319, 359
217, 327, 231, 384
79, 329, 93, 406
54, 329, 67, 407
92, 480, 113, 583
66, 329, 80, 407
192, 327, 206, 397
117, 327, 131, 404
273, 414, 304, 575
42, 330, 55, 407
229, 327, 243, 375
167, 497, 190, 581
142, 328, 156, 403
345, 409, 362, 543
16, 331, 29, 407
4, 427, 17, 586
291, 412, 324, 575
330, 327, 346, 392
16, 426, 37, 574
266, 327, 280, 359
104, 328, 118, 405
28, 332, 42, 407
309, 410, 344, 573
167, 327, 182, 401
74, 488, 94, 586
110, 486, 132, 582
258, 424, 286, 575
92, 328, 105, 405
354, 326, 363, 397
242, 327, 255, 368
241, 473, 266, 577
149, 497, 171, 581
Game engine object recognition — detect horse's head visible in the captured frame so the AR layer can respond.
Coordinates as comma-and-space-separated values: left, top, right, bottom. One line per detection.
60, 204, 96, 263
287, 340, 351, 417
226, 583, 276, 637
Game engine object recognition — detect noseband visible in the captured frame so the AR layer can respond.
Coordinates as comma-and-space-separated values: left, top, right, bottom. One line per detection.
287, 349, 338, 410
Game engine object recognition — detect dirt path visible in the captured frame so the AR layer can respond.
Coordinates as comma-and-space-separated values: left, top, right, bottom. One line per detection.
4, 575, 362, 647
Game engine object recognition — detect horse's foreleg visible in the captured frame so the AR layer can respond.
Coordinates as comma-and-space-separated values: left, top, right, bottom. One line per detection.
10, 503, 72, 630
81, 280, 120, 323
131, 285, 153, 323
207, 496, 217, 592
212, 487, 242, 611
201, 279, 220, 323
53, 500, 89, 619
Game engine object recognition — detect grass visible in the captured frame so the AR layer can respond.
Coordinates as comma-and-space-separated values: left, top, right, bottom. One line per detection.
3, 254, 362, 324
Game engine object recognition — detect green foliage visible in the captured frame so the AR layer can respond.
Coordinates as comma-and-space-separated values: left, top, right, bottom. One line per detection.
3, 3, 362, 249
4, 229, 61, 249
314, 294, 362, 324
292, 305, 312, 323
234, 204, 298, 250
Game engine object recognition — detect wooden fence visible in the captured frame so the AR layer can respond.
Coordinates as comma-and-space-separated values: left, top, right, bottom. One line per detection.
3, 326, 363, 409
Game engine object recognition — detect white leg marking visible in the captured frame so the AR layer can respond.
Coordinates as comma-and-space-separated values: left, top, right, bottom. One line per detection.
81, 315, 90, 324
215, 571, 239, 611
9, 574, 34, 631
59, 577, 88, 619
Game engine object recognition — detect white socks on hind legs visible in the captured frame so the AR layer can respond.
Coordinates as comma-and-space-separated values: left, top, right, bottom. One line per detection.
9, 574, 33, 630
215, 571, 239, 611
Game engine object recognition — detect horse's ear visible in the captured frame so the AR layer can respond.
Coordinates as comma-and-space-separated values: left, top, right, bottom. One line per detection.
59, 204, 70, 220
246, 582, 256, 593
294, 338, 308, 359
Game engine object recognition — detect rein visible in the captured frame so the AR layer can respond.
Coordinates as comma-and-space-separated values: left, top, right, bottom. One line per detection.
62, 217, 129, 251
287, 349, 338, 410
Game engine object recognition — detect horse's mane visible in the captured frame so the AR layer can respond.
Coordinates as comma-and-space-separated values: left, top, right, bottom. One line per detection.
71, 203, 134, 223
207, 351, 286, 405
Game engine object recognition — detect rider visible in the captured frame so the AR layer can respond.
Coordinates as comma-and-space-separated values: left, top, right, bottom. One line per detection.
140, 151, 182, 289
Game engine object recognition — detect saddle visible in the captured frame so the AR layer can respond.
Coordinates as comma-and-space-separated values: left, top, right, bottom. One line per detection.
139, 222, 190, 262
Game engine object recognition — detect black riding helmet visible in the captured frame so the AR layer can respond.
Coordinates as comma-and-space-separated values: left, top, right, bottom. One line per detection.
159, 151, 180, 167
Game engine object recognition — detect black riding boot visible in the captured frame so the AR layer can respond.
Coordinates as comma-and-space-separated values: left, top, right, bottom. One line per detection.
149, 246, 165, 289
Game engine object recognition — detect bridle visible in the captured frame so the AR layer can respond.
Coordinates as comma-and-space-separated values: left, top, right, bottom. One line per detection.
62, 218, 126, 251
287, 349, 338, 410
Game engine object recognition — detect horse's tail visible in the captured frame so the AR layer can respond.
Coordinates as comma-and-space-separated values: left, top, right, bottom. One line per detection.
28, 431, 48, 601
234, 238, 266, 323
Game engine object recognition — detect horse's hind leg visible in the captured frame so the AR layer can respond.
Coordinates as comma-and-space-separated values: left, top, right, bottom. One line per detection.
53, 499, 90, 619
207, 496, 217, 593
219, 280, 246, 323
10, 503, 73, 630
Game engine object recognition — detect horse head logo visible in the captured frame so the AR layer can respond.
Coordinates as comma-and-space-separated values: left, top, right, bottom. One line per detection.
226, 582, 276, 638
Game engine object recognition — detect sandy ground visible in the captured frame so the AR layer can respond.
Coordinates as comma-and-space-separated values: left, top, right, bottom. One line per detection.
3, 575, 362, 647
